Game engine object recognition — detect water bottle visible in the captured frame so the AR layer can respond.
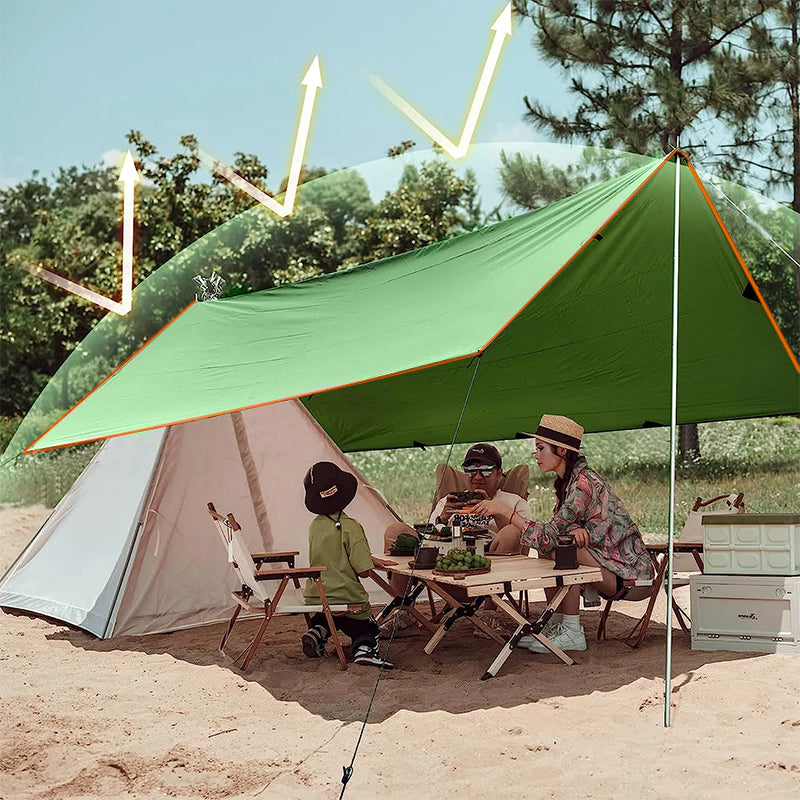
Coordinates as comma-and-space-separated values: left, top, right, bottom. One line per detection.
452, 514, 463, 547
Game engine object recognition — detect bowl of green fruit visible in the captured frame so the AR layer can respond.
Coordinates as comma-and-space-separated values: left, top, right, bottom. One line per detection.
433, 548, 491, 577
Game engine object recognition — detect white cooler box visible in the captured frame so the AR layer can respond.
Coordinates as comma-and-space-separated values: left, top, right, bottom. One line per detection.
702, 513, 800, 576
690, 574, 800, 654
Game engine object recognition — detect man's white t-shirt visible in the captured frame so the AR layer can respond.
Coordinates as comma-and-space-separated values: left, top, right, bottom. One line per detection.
428, 489, 533, 534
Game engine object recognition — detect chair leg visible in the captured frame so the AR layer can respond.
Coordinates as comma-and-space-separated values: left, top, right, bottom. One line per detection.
597, 599, 613, 641
238, 607, 273, 670
239, 577, 289, 671
316, 579, 348, 670
220, 604, 242, 655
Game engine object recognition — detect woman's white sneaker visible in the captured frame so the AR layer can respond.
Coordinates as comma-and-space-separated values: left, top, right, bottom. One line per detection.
523, 622, 587, 653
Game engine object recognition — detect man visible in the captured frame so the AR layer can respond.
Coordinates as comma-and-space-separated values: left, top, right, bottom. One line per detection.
427, 444, 532, 550
380, 444, 533, 636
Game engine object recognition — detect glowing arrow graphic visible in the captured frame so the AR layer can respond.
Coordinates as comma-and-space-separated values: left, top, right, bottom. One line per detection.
20, 151, 138, 315
199, 55, 322, 218
372, 3, 512, 159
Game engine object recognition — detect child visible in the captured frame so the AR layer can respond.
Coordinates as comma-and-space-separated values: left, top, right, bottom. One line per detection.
301, 461, 393, 669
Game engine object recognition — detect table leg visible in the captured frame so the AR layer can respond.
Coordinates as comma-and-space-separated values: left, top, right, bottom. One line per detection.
422, 587, 504, 655
369, 570, 438, 634
480, 589, 575, 679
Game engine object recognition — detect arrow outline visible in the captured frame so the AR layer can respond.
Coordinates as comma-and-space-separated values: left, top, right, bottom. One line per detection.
198, 55, 323, 218
371, 3, 512, 159
18, 151, 138, 316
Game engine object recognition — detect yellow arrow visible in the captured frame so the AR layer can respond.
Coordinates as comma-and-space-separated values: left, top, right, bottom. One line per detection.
199, 55, 323, 218
372, 3, 512, 159
19, 151, 138, 315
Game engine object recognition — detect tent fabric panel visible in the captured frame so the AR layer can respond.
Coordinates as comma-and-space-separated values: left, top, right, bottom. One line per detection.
0, 429, 165, 636
304, 164, 799, 451
111, 400, 394, 637
30, 163, 664, 453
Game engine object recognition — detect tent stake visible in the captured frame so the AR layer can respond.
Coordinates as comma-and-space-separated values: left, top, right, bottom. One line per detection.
664, 151, 681, 728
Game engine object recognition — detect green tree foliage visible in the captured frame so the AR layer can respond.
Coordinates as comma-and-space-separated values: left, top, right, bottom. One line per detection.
1, 135, 480, 419
0, 165, 121, 414
354, 160, 481, 263
499, 147, 649, 209
512, 0, 778, 155
708, 0, 800, 323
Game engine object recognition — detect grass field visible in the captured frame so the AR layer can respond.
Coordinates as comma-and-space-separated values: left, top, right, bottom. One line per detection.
348, 417, 800, 540
1, 417, 798, 540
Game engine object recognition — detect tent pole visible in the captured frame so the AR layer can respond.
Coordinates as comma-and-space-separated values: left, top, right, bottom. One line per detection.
664, 151, 681, 727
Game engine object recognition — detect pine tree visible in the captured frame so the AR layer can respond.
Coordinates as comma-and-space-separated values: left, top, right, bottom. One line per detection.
509, 1, 783, 459
709, 0, 800, 330
512, 0, 779, 156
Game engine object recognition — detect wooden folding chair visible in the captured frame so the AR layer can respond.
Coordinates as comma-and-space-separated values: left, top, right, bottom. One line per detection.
207, 502, 357, 671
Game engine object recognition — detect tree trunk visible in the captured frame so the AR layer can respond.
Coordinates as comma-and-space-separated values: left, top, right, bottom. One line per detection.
679, 422, 700, 462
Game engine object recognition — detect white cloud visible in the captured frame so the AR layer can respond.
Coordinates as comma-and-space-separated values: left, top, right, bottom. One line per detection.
485, 120, 536, 144
99, 149, 126, 170
0, 176, 19, 190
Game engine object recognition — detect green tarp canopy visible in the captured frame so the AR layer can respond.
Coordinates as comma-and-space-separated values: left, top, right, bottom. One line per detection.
29, 154, 800, 454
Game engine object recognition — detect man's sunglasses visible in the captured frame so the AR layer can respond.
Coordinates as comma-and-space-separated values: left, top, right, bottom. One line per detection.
463, 465, 497, 476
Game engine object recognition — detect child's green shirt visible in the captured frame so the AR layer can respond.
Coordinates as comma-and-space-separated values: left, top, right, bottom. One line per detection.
304, 513, 372, 616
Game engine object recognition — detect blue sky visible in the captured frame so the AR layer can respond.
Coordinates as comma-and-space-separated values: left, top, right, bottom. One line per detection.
1, 0, 570, 191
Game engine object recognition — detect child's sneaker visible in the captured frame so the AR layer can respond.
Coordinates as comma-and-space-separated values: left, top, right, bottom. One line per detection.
523, 622, 587, 653
301, 624, 328, 658
352, 644, 394, 669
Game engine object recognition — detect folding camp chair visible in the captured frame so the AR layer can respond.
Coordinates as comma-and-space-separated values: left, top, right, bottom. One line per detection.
596, 493, 744, 647
434, 463, 530, 503
207, 502, 356, 671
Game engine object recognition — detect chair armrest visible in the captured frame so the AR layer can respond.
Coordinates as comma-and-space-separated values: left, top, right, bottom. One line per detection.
254, 566, 327, 581
251, 551, 300, 568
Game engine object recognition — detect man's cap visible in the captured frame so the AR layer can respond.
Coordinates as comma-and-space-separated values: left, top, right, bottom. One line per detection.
461, 443, 502, 469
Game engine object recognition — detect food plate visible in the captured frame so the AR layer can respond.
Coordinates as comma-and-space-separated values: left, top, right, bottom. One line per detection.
432, 566, 492, 578
407, 559, 438, 570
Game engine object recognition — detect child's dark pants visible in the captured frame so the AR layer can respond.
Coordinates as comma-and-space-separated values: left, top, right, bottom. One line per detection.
310, 612, 378, 652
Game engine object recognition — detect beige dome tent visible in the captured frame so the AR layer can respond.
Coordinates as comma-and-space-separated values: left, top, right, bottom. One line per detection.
0, 399, 397, 638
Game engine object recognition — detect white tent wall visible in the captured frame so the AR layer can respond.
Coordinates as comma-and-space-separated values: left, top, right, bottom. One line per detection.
0, 400, 396, 639
0, 429, 165, 636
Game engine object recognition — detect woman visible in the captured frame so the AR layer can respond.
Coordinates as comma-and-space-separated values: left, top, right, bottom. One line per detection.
472, 414, 654, 652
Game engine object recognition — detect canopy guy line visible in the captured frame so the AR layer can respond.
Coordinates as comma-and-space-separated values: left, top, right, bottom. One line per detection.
712, 182, 800, 276
338, 354, 483, 798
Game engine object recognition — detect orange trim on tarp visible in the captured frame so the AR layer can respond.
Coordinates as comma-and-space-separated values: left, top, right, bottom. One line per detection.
479, 152, 674, 352
684, 158, 800, 375
24, 348, 481, 454
25, 301, 199, 454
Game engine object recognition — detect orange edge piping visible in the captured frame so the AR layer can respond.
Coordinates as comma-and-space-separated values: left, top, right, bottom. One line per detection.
24, 349, 479, 453
684, 158, 800, 374
25, 300, 199, 453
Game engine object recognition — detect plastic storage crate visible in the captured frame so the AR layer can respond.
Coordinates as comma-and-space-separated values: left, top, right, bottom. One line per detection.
702, 513, 800, 576
690, 574, 799, 654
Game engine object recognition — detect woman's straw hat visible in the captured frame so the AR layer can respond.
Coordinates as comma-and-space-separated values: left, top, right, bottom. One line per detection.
522, 414, 584, 453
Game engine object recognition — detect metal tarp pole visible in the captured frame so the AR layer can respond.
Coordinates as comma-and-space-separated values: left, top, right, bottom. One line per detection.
664, 151, 681, 727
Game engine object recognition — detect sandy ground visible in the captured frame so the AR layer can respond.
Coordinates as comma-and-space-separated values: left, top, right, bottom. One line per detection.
1, 505, 799, 800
